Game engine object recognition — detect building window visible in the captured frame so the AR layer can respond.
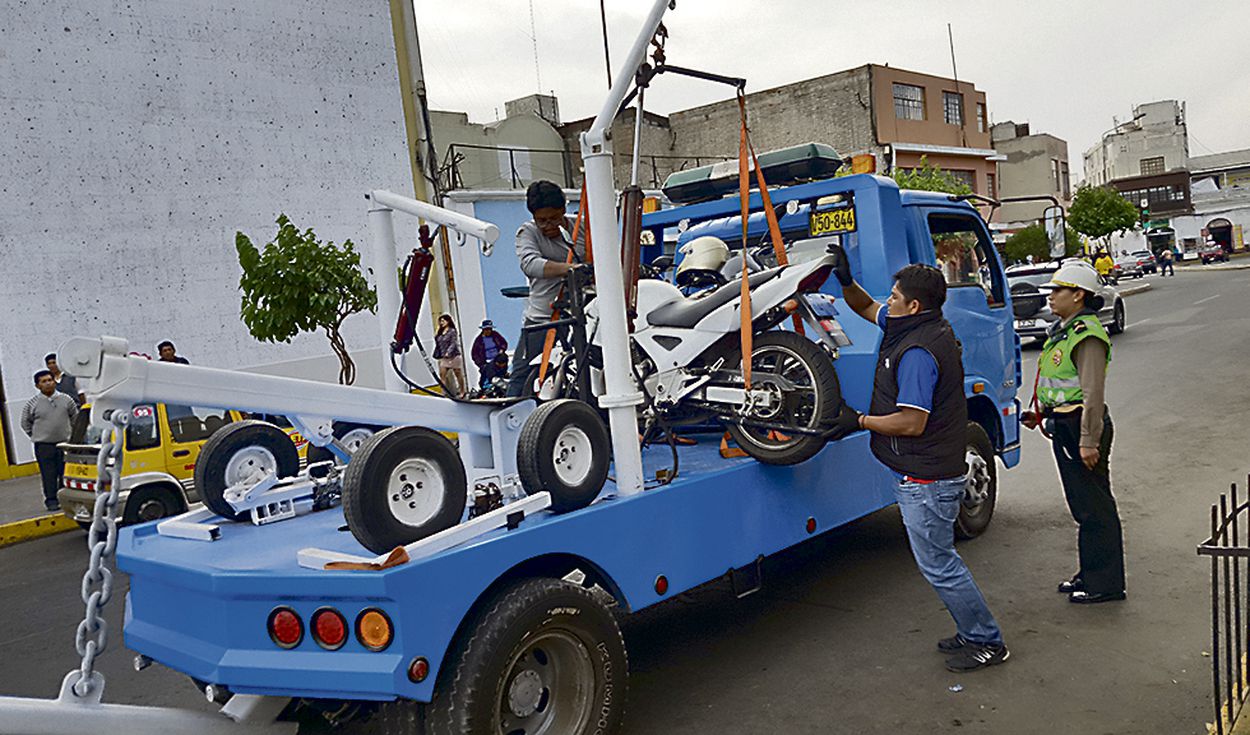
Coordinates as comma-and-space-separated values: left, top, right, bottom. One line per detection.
1140, 156, 1165, 176
986, 172, 996, 199
1060, 161, 1070, 199
1051, 159, 1061, 192
943, 92, 964, 126
948, 169, 976, 192
894, 83, 925, 121
976, 103, 986, 133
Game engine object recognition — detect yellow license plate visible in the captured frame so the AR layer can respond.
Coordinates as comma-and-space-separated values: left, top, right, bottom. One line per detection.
65, 463, 95, 478
809, 207, 856, 236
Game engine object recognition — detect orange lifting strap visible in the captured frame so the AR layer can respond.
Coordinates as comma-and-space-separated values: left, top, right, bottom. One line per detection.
733, 91, 804, 393
537, 181, 592, 385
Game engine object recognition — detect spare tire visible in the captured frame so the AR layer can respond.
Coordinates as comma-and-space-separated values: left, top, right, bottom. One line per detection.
1010, 281, 1046, 319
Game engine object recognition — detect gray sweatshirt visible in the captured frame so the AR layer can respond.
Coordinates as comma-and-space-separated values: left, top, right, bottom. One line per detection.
515, 218, 587, 323
21, 392, 79, 444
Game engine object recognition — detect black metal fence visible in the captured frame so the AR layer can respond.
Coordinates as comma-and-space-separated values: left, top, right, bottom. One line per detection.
439, 143, 732, 192
1197, 476, 1250, 735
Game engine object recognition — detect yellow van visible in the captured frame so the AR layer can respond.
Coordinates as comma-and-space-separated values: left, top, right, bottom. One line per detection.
57, 404, 308, 527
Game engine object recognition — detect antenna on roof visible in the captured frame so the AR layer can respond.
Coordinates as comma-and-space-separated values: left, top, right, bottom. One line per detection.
528, 0, 542, 92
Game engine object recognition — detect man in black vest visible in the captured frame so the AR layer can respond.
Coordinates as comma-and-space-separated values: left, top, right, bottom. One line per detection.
828, 254, 1009, 672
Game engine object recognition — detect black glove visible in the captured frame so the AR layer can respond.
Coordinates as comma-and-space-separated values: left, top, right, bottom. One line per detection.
826, 403, 863, 441
827, 243, 854, 287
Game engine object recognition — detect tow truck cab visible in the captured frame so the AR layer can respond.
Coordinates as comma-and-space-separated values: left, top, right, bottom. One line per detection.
654, 172, 1022, 468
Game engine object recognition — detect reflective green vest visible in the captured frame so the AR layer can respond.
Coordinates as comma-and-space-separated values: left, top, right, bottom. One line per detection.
1037, 313, 1111, 408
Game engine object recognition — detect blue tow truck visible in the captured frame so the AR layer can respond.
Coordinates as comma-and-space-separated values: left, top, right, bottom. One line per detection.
105, 171, 1020, 733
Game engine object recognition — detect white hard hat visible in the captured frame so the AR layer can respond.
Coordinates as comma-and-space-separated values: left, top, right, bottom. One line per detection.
676, 236, 730, 278
1048, 260, 1101, 293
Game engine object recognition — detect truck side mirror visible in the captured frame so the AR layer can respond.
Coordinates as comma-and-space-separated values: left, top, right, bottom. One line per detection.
1043, 206, 1066, 258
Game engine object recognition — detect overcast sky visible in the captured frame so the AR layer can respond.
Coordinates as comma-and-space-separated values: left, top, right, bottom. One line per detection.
413, 1, 1250, 181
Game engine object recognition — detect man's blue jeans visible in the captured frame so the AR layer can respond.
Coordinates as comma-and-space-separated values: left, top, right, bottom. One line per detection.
894, 476, 1003, 645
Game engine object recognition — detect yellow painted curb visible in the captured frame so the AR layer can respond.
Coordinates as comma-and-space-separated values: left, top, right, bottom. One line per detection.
0, 513, 77, 548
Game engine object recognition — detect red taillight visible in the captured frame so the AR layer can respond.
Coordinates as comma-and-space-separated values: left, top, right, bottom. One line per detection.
408, 657, 429, 683
654, 575, 669, 596
268, 607, 303, 649
312, 608, 347, 650
797, 264, 833, 292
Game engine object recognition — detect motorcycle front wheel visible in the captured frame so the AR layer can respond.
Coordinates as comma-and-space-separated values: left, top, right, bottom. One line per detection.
725, 330, 842, 465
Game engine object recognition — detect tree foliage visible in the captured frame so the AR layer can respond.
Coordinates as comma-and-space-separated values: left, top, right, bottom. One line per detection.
236, 215, 377, 384
890, 156, 973, 195
1003, 224, 1083, 264
1067, 185, 1138, 251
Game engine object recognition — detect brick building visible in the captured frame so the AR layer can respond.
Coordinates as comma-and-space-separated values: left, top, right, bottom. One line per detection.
555, 64, 1000, 196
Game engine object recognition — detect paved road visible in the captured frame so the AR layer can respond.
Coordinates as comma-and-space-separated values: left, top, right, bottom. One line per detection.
0, 269, 1246, 734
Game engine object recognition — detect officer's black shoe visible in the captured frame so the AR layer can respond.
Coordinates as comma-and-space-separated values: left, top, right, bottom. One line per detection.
1069, 590, 1126, 604
936, 634, 969, 653
1057, 576, 1084, 594
945, 642, 1010, 672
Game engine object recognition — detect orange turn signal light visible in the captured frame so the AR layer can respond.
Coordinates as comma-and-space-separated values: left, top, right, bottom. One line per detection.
356, 608, 393, 652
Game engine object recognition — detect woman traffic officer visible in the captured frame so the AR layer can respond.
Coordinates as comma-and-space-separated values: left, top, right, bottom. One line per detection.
1025, 260, 1126, 604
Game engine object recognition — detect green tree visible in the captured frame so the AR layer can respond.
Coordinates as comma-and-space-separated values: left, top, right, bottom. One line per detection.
890, 156, 973, 195
1003, 224, 1083, 264
1067, 185, 1138, 253
236, 215, 378, 384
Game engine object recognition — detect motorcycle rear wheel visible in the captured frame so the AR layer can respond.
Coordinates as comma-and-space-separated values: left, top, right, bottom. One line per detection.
725, 330, 841, 465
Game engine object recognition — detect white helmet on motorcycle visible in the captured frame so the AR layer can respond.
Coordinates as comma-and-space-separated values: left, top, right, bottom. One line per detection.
675, 235, 730, 287
1048, 260, 1101, 294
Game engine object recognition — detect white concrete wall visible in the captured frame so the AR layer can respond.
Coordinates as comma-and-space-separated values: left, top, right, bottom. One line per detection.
0, 0, 413, 463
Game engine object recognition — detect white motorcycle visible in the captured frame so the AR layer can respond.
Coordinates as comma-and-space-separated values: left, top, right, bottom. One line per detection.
531, 235, 851, 465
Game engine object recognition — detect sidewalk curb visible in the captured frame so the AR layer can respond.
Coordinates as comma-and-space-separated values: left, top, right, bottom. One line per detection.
0, 513, 76, 548
1118, 283, 1153, 297
1176, 263, 1250, 272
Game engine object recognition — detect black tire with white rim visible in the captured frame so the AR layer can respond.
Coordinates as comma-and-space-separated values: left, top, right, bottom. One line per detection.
307, 423, 378, 477
517, 399, 610, 513
195, 421, 300, 522
424, 577, 627, 735
955, 422, 997, 540
122, 484, 185, 525
725, 330, 842, 466
341, 426, 467, 555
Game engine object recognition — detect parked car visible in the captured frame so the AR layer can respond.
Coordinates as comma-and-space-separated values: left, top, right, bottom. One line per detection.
1113, 255, 1145, 279
1008, 261, 1125, 344
1200, 242, 1230, 264
1129, 249, 1158, 273
57, 404, 309, 528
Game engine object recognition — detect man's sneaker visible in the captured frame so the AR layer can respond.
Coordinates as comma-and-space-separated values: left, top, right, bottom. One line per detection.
936, 634, 970, 653
945, 642, 1009, 672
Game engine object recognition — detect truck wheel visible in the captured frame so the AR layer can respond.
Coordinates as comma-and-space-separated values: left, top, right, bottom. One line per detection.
341, 426, 467, 555
726, 330, 841, 465
307, 423, 377, 478
426, 577, 628, 735
955, 422, 997, 540
122, 484, 185, 525
195, 421, 300, 522
517, 399, 610, 513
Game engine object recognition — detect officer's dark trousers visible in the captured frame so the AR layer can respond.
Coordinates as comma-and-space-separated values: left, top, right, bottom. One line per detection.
1051, 409, 1125, 594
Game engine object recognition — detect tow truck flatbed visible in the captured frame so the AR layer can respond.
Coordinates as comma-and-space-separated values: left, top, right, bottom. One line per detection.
118, 435, 898, 702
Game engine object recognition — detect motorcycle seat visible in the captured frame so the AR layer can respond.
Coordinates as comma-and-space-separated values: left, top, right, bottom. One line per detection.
647, 267, 784, 329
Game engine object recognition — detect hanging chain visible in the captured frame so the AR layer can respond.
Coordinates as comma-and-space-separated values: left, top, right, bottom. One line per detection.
71, 407, 128, 697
